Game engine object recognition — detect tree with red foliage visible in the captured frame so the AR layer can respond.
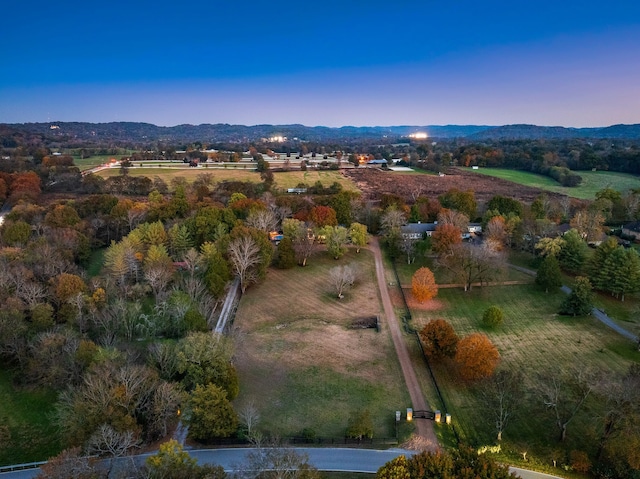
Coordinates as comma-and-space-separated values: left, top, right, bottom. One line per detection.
9, 171, 41, 204
309, 205, 337, 228
419, 319, 459, 361
431, 223, 462, 255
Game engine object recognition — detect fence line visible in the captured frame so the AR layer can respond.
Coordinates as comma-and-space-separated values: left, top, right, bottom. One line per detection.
390, 260, 460, 445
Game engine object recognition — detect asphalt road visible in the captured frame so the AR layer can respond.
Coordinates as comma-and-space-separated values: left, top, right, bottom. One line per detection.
0, 448, 565, 479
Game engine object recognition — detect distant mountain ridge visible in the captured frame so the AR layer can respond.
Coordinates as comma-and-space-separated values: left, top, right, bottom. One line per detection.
2, 121, 640, 143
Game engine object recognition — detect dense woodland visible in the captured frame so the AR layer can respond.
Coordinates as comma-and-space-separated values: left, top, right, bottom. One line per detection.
0, 131, 639, 478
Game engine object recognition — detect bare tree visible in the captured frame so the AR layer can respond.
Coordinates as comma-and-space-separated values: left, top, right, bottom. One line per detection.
292, 228, 314, 267
233, 437, 320, 479
228, 236, 261, 294
328, 264, 357, 299
437, 243, 506, 291
239, 401, 261, 437
437, 209, 469, 232
537, 367, 598, 441
16, 280, 48, 307
148, 342, 179, 380
85, 424, 141, 457
399, 238, 417, 264
147, 381, 184, 439
477, 370, 524, 441
144, 265, 174, 302
595, 365, 640, 458
246, 209, 278, 233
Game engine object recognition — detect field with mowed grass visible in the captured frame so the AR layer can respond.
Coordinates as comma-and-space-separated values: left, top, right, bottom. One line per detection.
233, 247, 412, 440
407, 283, 640, 458
469, 168, 640, 199
95, 167, 359, 192
0, 369, 61, 466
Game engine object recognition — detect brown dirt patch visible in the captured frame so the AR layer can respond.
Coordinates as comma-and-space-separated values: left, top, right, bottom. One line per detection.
344, 167, 560, 206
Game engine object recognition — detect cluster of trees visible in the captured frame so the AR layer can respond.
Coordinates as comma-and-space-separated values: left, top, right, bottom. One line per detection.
0, 155, 382, 460
376, 447, 517, 479
419, 319, 500, 381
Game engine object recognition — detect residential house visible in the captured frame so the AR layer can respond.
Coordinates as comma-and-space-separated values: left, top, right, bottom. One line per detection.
622, 221, 640, 241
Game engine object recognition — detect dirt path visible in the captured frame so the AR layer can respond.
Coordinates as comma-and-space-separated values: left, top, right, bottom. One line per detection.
369, 237, 440, 450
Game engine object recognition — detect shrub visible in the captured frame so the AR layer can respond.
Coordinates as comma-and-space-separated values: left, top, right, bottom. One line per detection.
482, 306, 504, 328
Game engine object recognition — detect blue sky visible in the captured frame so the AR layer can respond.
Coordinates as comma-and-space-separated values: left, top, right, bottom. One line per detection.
1, 1, 639, 127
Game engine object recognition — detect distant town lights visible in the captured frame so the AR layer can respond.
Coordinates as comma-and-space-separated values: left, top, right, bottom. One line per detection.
409, 132, 428, 139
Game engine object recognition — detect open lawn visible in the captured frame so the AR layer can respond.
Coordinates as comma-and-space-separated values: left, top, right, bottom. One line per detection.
233, 247, 412, 440
469, 168, 640, 199
405, 283, 640, 459
95, 168, 359, 192
0, 369, 61, 466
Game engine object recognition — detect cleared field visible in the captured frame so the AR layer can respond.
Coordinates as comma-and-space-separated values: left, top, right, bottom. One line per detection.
73, 155, 123, 170
0, 369, 61, 465
95, 167, 360, 192
407, 284, 640, 455
233, 247, 412, 439
469, 168, 640, 199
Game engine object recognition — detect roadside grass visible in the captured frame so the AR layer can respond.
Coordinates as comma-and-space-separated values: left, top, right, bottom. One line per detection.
0, 368, 61, 466
233, 247, 412, 440
95, 168, 359, 192
407, 284, 640, 460
469, 168, 640, 199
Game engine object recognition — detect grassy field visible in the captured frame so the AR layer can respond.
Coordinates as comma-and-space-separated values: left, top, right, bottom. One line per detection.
469, 168, 640, 199
73, 155, 122, 170
0, 369, 61, 466
95, 168, 360, 192
233, 247, 412, 440
406, 282, 639, 459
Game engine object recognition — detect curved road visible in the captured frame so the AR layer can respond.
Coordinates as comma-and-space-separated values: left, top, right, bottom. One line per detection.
0, 448, 564, 478
368, 238, 439, 448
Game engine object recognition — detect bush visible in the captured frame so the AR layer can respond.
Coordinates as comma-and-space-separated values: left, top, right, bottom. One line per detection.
482, 306, 504, 328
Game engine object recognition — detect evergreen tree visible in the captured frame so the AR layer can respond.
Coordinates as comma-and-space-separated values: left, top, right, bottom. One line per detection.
588, 237, 619, 291
275, 237, 296, 269
560, 276, 593, 316
536, 255, 562, 292
606, 248, 640, 301
558, 229, 588, 274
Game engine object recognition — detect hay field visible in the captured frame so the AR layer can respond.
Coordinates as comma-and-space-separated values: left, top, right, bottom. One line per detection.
95, 167, 359, 192
233, 248, 411, 439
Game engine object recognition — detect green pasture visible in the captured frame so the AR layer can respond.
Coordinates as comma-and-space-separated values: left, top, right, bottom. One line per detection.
469, 168, 640, 199
0, 369, 61, 466
408, 283, 639, 460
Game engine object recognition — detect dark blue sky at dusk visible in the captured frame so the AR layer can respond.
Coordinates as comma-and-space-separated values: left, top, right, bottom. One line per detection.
1, 1, 639, 127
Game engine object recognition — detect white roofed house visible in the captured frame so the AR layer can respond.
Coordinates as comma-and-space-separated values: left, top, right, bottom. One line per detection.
401, 223, 437, 239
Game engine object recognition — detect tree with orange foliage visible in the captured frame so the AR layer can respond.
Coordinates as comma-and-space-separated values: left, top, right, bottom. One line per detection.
9, 171, 41, 204
455, 333, 500, 380
54, 273, 87, 303
309, 205, 337, 227
431, 223, 462, 255
412, 267, 438, 302
485, 216, 507, 251
419, 319, 459, 361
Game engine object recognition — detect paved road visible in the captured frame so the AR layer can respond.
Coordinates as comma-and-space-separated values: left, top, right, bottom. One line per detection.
0, 448, 565, 478
509, 264, 639, 343
368, 238, 439, 448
